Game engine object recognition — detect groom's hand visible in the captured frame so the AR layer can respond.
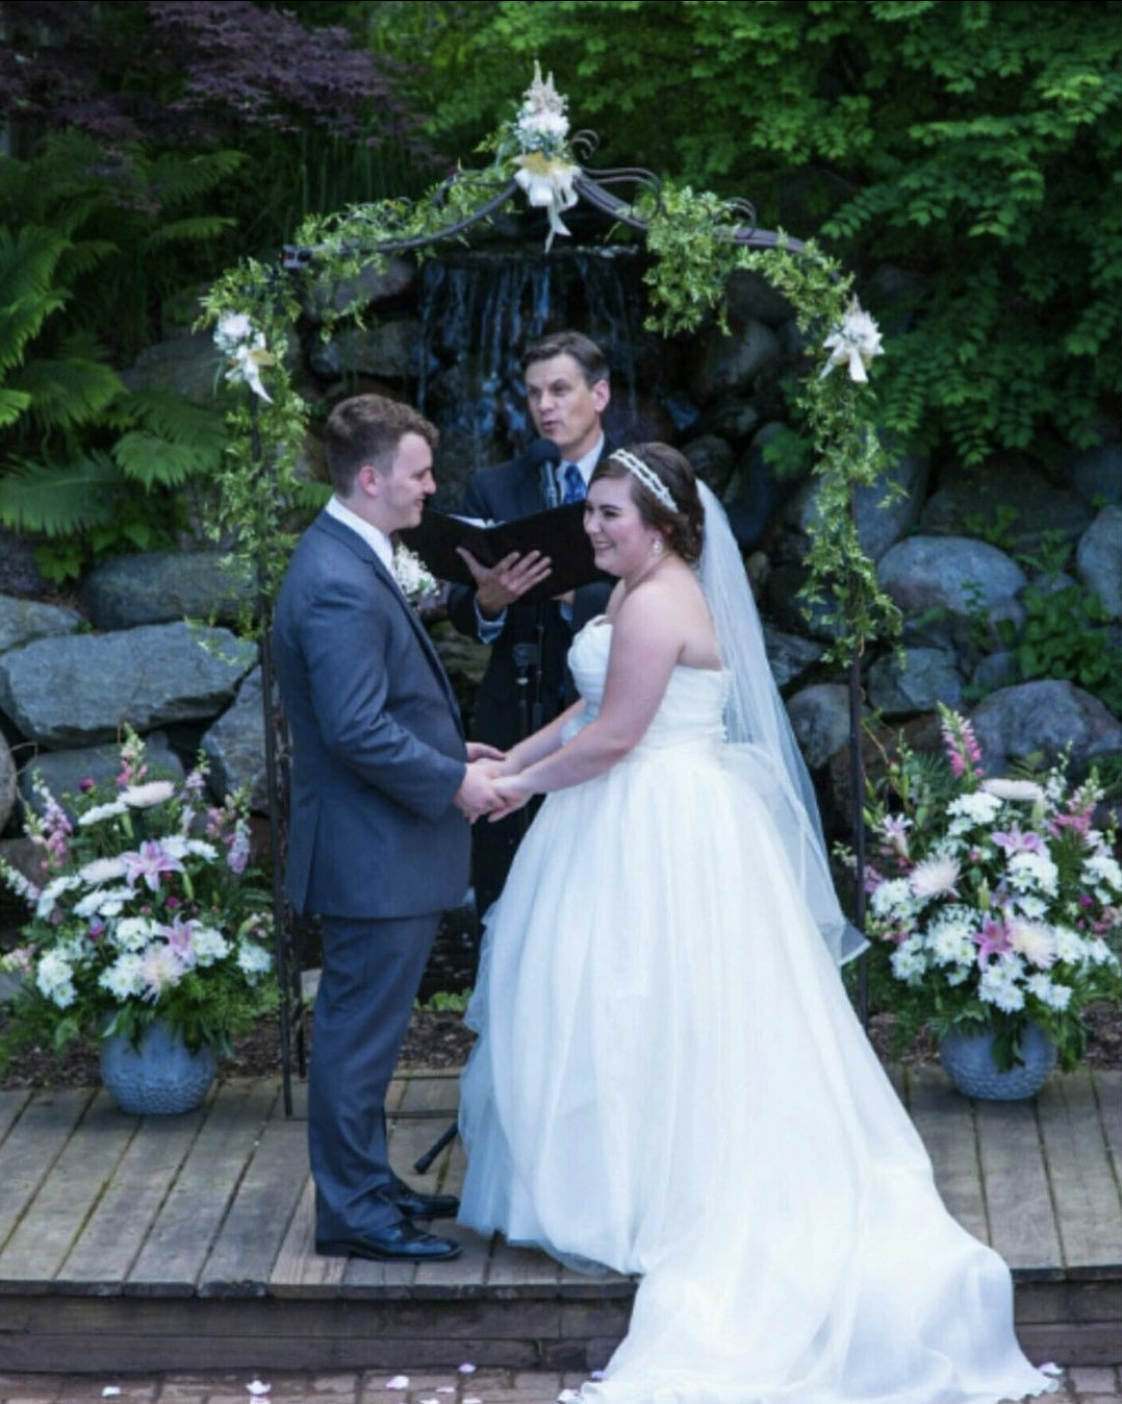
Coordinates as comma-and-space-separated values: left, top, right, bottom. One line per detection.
488, 775, 532, 822
454, 760, 504, 823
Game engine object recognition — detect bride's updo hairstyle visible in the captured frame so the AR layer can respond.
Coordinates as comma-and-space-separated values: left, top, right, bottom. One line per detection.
591, 443, 705, 564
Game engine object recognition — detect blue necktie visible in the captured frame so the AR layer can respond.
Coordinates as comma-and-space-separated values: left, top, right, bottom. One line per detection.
562, 462, 585, 505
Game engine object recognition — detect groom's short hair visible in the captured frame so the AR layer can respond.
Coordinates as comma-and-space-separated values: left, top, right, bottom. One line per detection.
522, 331, 609, 388
325, 394, 439, 497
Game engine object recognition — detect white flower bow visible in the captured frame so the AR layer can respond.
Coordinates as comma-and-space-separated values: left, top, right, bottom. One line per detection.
820, 298, 884, 383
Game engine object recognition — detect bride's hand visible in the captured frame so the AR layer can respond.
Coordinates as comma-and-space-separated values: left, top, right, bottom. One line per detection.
466, 741, 505, 764
488, 775, 533, 820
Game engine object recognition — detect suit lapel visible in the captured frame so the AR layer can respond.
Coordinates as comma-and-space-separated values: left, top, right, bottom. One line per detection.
313, 514, 464, 739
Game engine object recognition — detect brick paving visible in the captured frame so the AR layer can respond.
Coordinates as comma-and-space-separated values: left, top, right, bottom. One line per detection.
0, 1365, 1118, 1403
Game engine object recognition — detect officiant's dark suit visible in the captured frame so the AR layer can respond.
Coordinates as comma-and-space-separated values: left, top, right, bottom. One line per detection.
447, 331, 613, 916
273, 394, 500, 1263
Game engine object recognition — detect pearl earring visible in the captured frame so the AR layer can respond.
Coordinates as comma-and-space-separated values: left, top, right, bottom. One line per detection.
651, 538, 664, 557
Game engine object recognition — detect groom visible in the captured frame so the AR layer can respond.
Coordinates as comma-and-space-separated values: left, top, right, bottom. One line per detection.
272, 393, 501, 1263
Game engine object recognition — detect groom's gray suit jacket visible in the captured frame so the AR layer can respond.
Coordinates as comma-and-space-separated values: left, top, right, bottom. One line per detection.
272, 510, 470, 920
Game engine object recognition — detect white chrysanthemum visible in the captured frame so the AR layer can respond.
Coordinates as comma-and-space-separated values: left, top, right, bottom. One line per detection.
929, 925, 976, 968
236, 942, 272, 978
1085, 938, 1119, 967
981, 778, 1046, 803
1025, 974, 1072, 1011
74, 884, 133, 919
946, 963, 974, 987
36, 951, 76, 1008
1082, 852, 1122, 892
910, 856, 961, 902
1008, 920, 1056, 968
1007, 851, 1059, 897
185, 839, 218, 861
99, 954, 145, 1001
77, 800, 128, 827
1052, 926, 1087, 964
890, 938, 927, 983
34, 874, 80, 919
191, 926, 230, 967
214, 312, 253, 349
1010, 894, 1048, 921
113, 916, 157, 952
871, 878, 917, 922
79, 857, 128, 885
121, 780, 175, 809
979, 964, 1026, 1013
947, 792, 1003, 827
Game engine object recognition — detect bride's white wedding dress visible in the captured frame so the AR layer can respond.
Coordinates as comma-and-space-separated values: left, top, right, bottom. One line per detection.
458, 618, 1055, 1404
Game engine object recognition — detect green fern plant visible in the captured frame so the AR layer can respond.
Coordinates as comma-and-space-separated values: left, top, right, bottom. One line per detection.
0, 134, 242, 578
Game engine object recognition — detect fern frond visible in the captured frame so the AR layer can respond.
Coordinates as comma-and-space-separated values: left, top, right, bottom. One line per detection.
143, 216, 237, 250
127, 385, 229, 451
147, 150, 247, 208
113, 431, 219, 487
7, 355, 124, 431
0, 388, 31, 428
0, 454, 122, 535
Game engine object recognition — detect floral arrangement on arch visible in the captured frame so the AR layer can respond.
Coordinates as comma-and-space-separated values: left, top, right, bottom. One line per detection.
0, 729, 277, 1065
855, 706, 1122, 1071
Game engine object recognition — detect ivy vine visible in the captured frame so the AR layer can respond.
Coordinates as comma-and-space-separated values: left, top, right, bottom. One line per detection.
201, 82, 901, 663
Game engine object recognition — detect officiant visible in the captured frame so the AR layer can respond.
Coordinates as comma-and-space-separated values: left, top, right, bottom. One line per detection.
446, 330, 615, 919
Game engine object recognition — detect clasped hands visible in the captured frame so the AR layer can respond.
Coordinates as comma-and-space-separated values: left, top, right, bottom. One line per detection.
454, 743, 532, 824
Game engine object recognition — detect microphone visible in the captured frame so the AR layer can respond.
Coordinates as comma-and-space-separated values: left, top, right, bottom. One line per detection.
528, 438, 562, 511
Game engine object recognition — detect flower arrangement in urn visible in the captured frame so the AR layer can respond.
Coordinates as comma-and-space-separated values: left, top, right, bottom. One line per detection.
857, 706, 1121, 1079
0, 729, 276, 1075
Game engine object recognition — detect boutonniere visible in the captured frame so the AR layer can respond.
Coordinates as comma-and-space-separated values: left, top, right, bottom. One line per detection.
392, 543, 438, 605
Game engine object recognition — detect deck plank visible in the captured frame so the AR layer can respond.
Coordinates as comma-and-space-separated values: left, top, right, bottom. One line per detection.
0, 1086, 94, 1259
1092, 1069, 1121, 1185
0, 1089, 32, 1149
1035, 1071, 1122, 1273
128, 1079, 277, 1294
415, 1136, 492, 1294
200, 1104, 309, 1294
906, 1067, 990, 1245
975, 1094, 1063, 1277
269, 1175, 346, 1294
60, 1099, 206, 1289
0, 1090, 135, 1284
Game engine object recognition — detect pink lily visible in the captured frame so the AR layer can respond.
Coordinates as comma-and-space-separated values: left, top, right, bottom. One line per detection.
121, 840, 184, 893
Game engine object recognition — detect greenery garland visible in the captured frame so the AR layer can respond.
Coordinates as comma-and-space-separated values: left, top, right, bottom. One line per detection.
201, 69, 901, 662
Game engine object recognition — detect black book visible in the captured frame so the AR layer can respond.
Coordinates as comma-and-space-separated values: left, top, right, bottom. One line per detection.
398, 502, 607, 603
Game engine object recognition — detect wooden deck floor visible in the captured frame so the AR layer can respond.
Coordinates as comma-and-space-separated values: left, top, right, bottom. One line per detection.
0, 1066, 1119, 1373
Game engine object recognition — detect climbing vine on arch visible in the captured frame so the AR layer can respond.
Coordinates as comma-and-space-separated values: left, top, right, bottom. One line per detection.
202, 69, 901, 662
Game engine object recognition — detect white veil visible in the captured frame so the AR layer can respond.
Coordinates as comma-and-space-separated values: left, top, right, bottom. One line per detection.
697, 482, 867, 967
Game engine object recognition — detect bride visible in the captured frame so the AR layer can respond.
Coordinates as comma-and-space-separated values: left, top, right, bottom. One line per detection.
457, 444, 1056, 1404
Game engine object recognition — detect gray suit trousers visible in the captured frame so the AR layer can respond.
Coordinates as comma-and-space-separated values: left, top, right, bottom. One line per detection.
310, 912, 441, 1239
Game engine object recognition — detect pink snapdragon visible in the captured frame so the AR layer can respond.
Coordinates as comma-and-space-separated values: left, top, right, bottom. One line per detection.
940, 709, 985, 782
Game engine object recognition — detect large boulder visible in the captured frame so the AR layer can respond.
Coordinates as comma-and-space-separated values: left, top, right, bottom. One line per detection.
201, 667, 268, 812
0, 596, 83, 655
724, 269, 795, 327
786, 683, 853, 770
763, 628, 824, 691
0, 623, 255, 748
17, 734, 185, 817
120, 330, 225, 403
867, 648, 963, 718
80, 552, 256, 630
0, 731, 14, 834
971, 680, 1122, 777
877, 536, 1027, 618
309, 319, 429, 381
689, 318, 781, 403
1076, 506, 1122, 619
1061, 443, 1122, 509
301, 256, 417, 323
919, 459, 1093, 555
787, 447, 930, 562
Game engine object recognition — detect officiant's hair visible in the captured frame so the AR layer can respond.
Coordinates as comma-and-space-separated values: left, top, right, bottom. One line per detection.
522, 331, 609, 388
325, 394, 439, 496
593, 444, 704, 564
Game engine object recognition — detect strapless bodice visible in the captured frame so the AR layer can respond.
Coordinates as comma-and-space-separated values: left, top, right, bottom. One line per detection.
562, 617, 729, 750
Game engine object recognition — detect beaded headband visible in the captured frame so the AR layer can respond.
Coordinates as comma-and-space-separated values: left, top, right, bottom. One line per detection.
612, 449, 679, 513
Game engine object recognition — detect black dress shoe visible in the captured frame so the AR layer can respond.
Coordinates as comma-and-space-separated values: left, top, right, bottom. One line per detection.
316, 1220, 462, 1262
387, 1180, 461, 1220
